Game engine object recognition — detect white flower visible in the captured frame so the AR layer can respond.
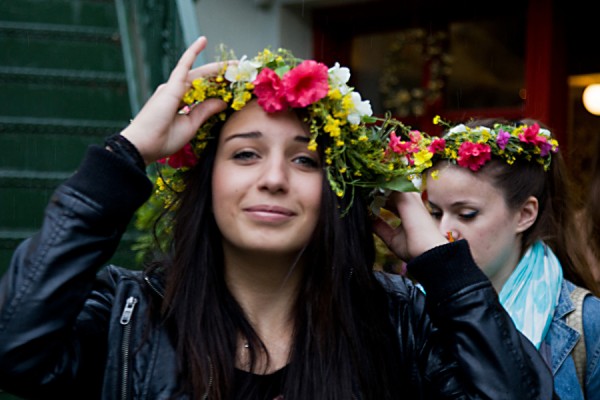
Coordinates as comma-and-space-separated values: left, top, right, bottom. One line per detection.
447, 124, 467, 135
347, 92, 373, 125
539, 128, 552, 138
328, 62, 351, 89
224, 56, 261, 83
409, 175, 423, 191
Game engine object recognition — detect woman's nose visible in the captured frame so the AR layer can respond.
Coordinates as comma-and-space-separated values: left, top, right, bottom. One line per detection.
258, 157, 289, 193
438, 218, 460, 242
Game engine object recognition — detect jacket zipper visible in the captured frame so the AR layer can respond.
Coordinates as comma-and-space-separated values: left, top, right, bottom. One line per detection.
144, 275, 164, 298
120, 296, 138, 400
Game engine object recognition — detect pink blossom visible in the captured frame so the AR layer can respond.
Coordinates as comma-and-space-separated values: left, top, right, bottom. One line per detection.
282, 60, 329, 108
518, 123, 543, 146
428, 137, 446, 153
457, 142, 491, 171
388, 131, 417, 154
158, 143, 197, 168
253, 68, 288, 112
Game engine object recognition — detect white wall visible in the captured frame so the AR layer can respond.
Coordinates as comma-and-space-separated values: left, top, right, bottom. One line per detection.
193, 0, 306, 61
193, 0, 370, 61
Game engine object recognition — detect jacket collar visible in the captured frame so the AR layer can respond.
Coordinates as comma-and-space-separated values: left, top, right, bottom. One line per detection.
144, 272, 165, 298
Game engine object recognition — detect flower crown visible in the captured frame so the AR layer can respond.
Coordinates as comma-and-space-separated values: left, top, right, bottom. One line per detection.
428, 117, 559, 172
154, 46, 437, 213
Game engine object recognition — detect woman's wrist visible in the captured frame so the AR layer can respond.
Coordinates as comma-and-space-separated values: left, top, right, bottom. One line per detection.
104, 133, 147, 171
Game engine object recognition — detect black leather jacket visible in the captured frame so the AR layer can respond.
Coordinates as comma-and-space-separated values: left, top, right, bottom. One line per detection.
0, 146, 554, 399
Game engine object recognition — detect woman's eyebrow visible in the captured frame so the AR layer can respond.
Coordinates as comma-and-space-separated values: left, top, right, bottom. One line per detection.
224, 131, 262, 142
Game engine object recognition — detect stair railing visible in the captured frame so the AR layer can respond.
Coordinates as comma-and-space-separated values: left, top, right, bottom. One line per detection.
115, 0, 202, 115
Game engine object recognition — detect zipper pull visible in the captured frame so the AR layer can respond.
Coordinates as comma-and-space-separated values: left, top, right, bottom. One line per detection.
120, 296, 138, 325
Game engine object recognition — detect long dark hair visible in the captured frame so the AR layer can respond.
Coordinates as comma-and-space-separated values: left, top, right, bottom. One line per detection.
149, 117, 404, 399
464, 119, 599, 295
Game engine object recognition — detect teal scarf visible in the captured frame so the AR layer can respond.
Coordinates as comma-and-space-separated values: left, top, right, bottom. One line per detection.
498, 241, 563, 349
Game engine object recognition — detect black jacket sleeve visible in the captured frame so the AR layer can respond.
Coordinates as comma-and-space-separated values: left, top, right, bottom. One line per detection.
0, 145, 152, 397
385, 240, 555, 399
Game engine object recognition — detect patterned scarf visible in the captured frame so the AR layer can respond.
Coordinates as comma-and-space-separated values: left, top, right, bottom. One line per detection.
499, 241, 563, 349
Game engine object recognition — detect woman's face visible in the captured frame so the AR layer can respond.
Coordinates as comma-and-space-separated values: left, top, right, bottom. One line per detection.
425, 162, 532, 290
212, 100, 323, 260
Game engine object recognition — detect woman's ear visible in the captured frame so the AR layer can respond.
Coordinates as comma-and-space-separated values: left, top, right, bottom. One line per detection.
516, 196, 539, 233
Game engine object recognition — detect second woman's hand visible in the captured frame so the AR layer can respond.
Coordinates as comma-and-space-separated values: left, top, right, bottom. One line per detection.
373, 191, 448, 262
120, 36, 228, 165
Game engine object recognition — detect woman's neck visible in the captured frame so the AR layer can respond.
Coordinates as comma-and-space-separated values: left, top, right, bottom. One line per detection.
224, 246, 304, 372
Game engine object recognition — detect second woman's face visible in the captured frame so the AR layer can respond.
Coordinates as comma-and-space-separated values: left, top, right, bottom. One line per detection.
424, 163, 525, 289
212, 100, 323, 258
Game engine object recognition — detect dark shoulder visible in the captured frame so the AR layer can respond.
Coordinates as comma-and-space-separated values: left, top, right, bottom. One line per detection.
374, 271, 423, 302
95, 264, 146, 291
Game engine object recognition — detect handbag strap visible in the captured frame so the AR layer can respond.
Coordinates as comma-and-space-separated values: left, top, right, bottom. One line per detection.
565, 286, 591, 392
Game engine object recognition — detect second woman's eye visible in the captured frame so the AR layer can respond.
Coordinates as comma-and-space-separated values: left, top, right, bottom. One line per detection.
426, 204, 442, 219
429, 210, 442, 219
459, 210, 478, 220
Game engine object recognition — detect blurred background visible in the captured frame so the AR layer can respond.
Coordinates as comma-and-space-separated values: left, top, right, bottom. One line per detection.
0, 4, 598, 389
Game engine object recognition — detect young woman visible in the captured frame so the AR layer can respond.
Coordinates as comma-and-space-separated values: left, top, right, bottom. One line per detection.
424, 118, 600, 400
0, 37, 554, 399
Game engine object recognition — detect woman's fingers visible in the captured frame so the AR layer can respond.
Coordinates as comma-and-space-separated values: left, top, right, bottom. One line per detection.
169, 36, 208, 83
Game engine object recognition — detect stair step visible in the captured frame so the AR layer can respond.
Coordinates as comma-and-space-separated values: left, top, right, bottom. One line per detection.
0, 116, 125, 171
0, 0, 118, 28
0, 175, 59, 230
0, 22, 123, 71
0, 21, 119, 42
0, 66, 126, 86
0, 81, 131, 120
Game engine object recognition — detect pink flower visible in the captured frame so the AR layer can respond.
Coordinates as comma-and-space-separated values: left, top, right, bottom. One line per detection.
253, 68, 287, 112
519, 123, 543, 146
388, 131, 417, 155
282, 60, 329, 108
496, 129, 510, 149
158, 143, 197, 168
428, 137, 446, 153
457, 142, 491, 171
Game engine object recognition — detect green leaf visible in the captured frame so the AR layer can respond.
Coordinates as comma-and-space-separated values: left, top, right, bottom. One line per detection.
378, 176, 418, 192
274, 65, 291, 77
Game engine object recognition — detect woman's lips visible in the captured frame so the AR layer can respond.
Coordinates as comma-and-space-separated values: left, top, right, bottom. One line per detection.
243, 205, 296, 222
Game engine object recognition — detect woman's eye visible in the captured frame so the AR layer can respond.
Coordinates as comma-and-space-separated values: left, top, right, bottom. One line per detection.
428, 209, 442, 219
459, 210, 478, 220
294, 155, 320, 168
233, 150, 258, 161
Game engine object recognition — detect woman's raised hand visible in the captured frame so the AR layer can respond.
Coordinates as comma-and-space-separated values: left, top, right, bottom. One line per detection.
120, 36, 228, 165
372, 192, 449, 262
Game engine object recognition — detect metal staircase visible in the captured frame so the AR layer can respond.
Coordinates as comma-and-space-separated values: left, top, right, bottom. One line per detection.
0, 0, 197, 275
0, 0, 132, 278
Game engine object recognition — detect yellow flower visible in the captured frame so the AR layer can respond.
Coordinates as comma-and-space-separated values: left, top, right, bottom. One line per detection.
433, 115, 441, 125
328, 88, 342, 100
324, 116, 341, 137
414, 149, 432, 166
